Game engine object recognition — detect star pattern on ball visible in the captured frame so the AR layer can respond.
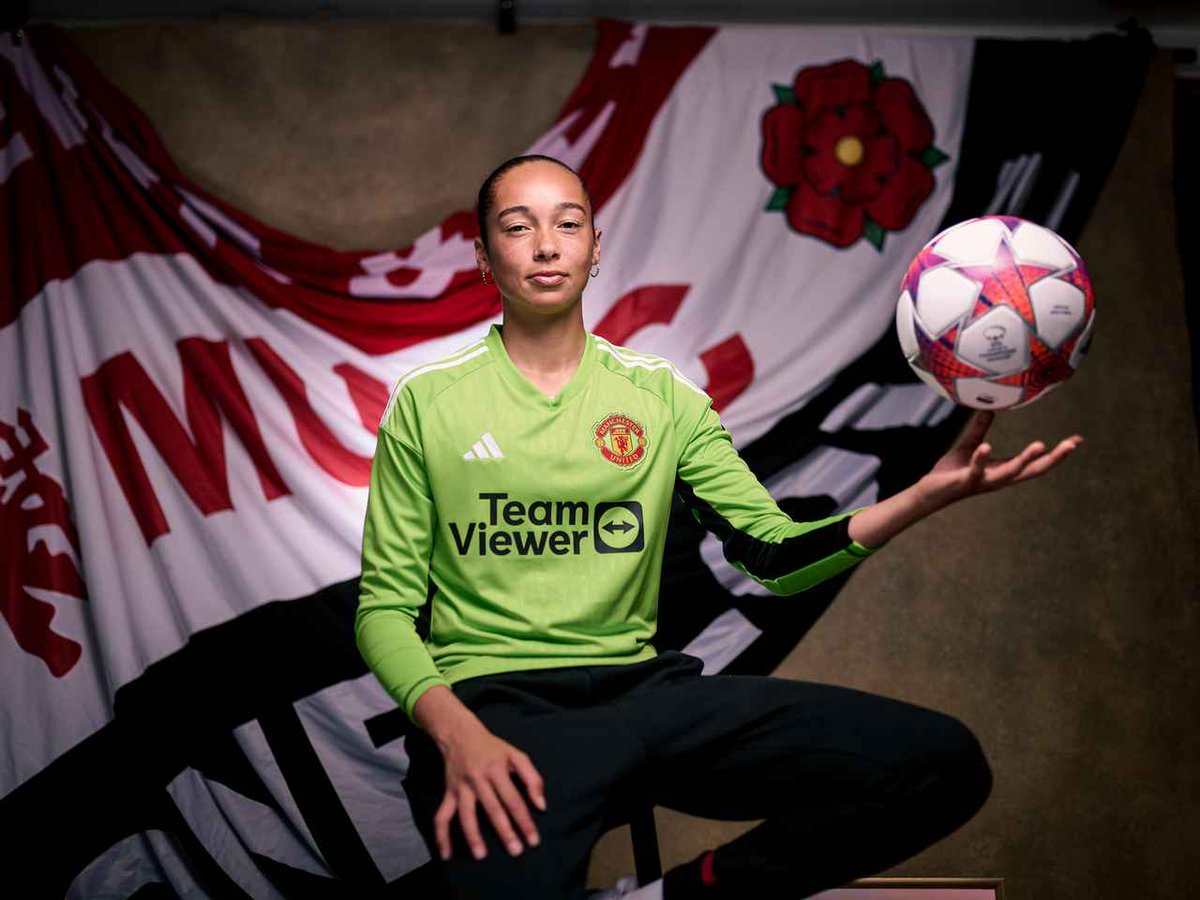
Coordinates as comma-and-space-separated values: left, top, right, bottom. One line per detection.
985, 332, 1073, 406
1023, 332, 1075, 389
954, 235, 1058, 322
913, 324, 986, 398
900, 217, 1095, 409
1058, 265, 1096, 307
901, 252, 945, 300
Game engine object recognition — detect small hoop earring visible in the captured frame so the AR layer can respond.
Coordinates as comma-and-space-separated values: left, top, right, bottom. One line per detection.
590, 264, 600, 278
480, 270, 492, 285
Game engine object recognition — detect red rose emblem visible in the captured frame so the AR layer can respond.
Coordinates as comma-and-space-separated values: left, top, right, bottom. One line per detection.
760, 59, 949, 250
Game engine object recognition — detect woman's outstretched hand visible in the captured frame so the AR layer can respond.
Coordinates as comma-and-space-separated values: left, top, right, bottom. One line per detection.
917, 410, 1084, 508
847, 409, 1084, 550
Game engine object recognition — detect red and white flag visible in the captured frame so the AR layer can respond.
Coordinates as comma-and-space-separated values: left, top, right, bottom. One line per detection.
0, 20, 1147, 896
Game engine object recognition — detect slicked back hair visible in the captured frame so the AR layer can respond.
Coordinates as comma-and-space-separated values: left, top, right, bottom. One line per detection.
475, 154, 595, 254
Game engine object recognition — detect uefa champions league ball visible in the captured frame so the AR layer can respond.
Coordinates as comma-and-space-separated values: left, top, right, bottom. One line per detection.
895, 215, 1096, 410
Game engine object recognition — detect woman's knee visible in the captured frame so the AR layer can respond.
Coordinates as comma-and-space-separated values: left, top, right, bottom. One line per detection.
917, 709, 993, 821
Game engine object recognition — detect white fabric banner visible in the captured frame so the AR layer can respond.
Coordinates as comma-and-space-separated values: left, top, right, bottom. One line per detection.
2, 18, 1144, 896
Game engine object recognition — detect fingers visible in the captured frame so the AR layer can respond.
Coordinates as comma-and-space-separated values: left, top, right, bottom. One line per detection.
455, 782, 487, 860
982, 439, 1046, 487
491, 765, 542, 851
965, 442, 990, 487
959, 410, 994, 448
985, 435, 1083, 489
472, 776, 526, 858
1011, 435, 1083, 484
433, 782, 492, 862
473, 753, 545, 857
510, 752, 547, 813
434, 791, 457, 862
435, 757, 547, 862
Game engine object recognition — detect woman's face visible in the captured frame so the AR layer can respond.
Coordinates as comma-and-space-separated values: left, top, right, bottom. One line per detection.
475, 161, 601, 316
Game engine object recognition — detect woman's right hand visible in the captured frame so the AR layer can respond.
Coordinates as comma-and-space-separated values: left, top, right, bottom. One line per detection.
434, 721, 547, 862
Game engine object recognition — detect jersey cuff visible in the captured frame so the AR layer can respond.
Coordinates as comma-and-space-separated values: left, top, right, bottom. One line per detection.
844, 507, 880, 555
403, 675, 451, 723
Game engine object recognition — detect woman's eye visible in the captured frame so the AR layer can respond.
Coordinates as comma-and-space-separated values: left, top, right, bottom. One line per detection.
560, 221, 581, 229
505, 224, 527, 233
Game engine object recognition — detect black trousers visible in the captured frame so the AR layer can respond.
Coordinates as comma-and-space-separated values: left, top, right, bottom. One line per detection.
401, 650, 992, 899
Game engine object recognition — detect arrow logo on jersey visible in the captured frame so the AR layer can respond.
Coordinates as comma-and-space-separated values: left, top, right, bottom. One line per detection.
463, 432, 505, 461
594, 502, 644, 553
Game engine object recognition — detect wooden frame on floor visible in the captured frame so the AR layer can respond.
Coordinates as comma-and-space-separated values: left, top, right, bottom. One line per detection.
819, 878, 1006, 899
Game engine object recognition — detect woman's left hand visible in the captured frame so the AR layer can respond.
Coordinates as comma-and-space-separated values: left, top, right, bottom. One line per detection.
847, 409, 1085, 550
917, 410, 1084, 508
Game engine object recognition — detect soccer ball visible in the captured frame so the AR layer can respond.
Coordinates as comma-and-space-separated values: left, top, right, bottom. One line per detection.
895, 215, 1096, 410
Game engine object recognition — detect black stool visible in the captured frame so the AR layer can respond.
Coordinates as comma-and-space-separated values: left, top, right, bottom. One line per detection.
598, 801, 662, 886
628, 804, 662, 884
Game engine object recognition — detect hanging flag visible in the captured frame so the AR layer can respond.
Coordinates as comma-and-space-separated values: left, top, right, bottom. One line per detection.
0, 19, 1149, 896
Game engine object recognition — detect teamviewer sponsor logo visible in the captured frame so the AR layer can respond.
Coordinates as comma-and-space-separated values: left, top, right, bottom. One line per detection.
447, 493, 644, 556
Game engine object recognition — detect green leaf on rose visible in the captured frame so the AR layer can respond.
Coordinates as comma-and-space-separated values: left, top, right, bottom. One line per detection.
863, 219, 886, 251
919, 146, 950, 168
772, 84, 797, 105
766, 186, 791, 211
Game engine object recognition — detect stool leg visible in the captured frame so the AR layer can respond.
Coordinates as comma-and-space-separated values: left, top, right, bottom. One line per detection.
629, 805, 662, 885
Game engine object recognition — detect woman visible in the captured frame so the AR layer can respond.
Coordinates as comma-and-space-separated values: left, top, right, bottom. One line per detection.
356, 154, 1082, 899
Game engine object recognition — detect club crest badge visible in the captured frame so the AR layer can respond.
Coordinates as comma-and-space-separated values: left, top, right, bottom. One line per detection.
593, 413, 648, 468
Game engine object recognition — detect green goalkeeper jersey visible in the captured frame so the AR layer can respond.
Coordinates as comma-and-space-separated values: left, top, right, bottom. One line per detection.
357, 323, 878, 723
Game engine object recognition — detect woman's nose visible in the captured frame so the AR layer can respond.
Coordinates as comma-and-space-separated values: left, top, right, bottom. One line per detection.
534, 231, 559, 259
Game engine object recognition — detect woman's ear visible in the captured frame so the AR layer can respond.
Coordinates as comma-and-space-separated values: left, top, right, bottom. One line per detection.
474, 237, 489, 271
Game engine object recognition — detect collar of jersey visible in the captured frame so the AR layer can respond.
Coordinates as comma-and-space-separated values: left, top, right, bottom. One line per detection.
486, 322, 597, 409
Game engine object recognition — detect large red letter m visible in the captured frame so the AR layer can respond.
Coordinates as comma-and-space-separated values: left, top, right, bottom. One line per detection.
82, 338, 289, 545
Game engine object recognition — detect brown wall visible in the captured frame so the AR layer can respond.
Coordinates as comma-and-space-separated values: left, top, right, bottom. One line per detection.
66, 20, 1200, 899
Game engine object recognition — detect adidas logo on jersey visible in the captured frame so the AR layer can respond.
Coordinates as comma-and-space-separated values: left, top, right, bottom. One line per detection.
463, 432, 505, 461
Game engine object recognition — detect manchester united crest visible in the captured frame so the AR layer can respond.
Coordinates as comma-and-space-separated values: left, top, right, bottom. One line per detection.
593, 413, 648, 468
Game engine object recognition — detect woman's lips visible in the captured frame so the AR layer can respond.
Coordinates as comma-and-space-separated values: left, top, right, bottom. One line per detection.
529, 273, 568, 286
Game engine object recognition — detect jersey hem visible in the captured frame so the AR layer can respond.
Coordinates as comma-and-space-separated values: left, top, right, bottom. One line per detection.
440, 646, 661, 689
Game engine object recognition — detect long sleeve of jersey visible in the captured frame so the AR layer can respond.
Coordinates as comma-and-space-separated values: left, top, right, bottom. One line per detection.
675, 397, 878, 595
356, 385, 449, 723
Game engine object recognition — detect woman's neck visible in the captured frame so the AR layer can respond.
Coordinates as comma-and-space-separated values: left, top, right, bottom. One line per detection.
499, 306, 587, 378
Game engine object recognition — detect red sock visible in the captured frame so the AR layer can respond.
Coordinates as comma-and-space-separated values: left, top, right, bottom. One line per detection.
663, 848, 719, 897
